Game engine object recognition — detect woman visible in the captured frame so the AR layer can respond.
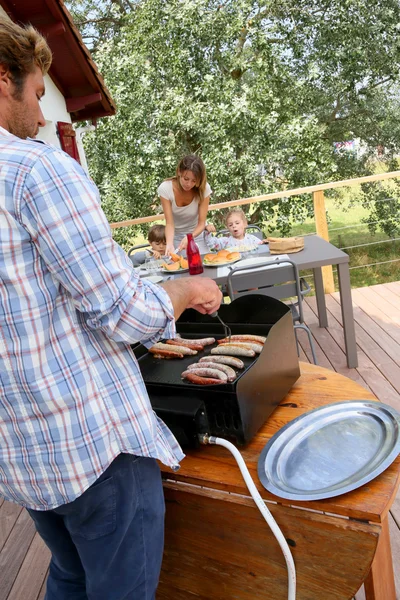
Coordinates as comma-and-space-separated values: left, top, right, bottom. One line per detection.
157, 155, 212, 255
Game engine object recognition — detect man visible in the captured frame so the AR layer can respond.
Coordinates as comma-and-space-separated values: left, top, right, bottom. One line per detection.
0, 17, 222, 600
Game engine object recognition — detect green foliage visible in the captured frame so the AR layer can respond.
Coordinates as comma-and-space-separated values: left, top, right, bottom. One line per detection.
68, 0, 400, 247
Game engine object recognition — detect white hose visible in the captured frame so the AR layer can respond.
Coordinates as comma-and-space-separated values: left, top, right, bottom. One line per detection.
203, 435, 296, 600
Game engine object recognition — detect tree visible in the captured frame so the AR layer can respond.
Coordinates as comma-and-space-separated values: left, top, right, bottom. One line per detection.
67, 0, 400, 245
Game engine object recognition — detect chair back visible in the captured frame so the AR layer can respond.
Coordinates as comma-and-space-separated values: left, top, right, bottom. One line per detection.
216, 225, 263, 240
227, 258, 304, 323
127, 243, 150, 257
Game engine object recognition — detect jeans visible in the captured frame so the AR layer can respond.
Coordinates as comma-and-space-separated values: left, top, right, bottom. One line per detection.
28, 453, 165, 600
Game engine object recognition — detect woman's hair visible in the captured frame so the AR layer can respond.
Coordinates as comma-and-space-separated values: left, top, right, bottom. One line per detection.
0, 17, 52, 98
175, 154, 207, 203
225, 208, 248, 226
148, 224, 166, 243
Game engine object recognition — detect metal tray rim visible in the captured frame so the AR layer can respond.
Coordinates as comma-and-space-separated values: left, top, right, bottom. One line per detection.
257, 400, 400, 501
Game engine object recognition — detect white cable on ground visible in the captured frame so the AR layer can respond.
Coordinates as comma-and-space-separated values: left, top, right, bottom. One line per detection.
199, 434, 296, 600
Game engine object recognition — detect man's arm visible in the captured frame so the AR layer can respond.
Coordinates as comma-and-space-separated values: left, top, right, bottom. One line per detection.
19, 149, 220, 346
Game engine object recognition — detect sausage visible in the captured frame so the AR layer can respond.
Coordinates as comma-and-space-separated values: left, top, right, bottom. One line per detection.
188, 362, 236, 382
219, 334, 266, 344
218, 341, 263, 354
166, 339, 205, 351
151, 342, 197, 356
211, 345, 255, 357
177, 336, 215, 346
149, 348, 184, 359
183, 372, 222, 385
199, 355, 244, 369
182, 368, 228, 382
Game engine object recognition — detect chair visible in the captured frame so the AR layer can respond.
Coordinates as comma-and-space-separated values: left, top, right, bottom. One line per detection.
216, 224, 264, 240
127, 243, 151, 266
227, 258, 318, 364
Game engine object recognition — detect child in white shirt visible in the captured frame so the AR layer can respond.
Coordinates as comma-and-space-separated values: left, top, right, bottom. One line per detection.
205, 209, 267, 251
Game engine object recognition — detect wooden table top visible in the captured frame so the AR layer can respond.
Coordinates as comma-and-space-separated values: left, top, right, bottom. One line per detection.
161, 362, 400, 523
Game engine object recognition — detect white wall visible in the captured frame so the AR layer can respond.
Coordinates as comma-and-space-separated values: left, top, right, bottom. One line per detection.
38, 75, 71, 148
0, 5, 91, 172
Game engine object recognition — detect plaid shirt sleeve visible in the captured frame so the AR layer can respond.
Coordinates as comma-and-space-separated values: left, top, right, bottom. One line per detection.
18, 149, 175, 346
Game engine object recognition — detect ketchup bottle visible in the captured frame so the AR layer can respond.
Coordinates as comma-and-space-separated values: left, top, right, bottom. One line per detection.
186, 233, 204, 275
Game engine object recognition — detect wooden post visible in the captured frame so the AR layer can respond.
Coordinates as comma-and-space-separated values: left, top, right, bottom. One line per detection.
313, 190, 335, 294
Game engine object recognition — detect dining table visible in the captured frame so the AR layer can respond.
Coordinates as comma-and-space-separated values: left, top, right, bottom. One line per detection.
157, 362, 400, 600
143, 234, 358, 368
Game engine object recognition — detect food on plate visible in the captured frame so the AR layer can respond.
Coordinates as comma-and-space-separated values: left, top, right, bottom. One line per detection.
188, 361, 236, 382
176, 336, 215, 346
203, 249, 241, 265
217, 341, 263, 354
211, 345, 255, 357
161, 257, 189, 271
166, 339, 205, 351
182, 368, 228, 382
150, 342, 198, 356
149, 348, 184, 359
219, 334, 267, 344
199, 355, 244, 369
182, 372, 222, 385
217, 249, 230, 258
162, 261, 181, 271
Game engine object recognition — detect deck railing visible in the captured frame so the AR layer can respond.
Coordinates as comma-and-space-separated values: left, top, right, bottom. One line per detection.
110, 170, 400, 293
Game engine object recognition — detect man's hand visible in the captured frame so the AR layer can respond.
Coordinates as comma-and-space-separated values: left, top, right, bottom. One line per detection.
186, 277, 222, 314
160, 277, 222, 319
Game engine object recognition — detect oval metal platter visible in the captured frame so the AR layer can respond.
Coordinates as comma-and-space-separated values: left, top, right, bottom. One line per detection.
257, 400, 400, 501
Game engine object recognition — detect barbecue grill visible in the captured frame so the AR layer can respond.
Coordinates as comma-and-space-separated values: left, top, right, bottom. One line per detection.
134, 295, 300, 447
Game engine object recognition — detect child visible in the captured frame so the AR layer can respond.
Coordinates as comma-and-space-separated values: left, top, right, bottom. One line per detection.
129, 224, 167, 266
205, 209, 267, 251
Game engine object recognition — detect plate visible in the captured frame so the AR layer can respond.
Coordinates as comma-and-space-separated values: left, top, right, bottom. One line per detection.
142, 275, 163, 284
235, 254, 290, 269
203, 257, 242, 268
160, 267, 190, 274
257, 400, 400, 501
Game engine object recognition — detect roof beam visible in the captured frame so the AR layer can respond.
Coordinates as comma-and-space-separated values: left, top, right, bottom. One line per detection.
65, 93, 102, 112
40, 21, 66, 38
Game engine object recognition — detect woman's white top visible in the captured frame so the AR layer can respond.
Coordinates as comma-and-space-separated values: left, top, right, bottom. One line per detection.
157, 179, 212, 240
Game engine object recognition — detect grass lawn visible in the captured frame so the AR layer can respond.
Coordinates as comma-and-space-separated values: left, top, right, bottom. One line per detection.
262, 194, 400, 291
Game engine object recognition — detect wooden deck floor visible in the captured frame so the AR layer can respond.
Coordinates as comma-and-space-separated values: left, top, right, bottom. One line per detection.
0, 281, 400, 599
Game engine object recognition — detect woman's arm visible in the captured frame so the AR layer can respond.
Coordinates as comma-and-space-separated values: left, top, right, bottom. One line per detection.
192, 195, 210, 238
160, 196, 175, 255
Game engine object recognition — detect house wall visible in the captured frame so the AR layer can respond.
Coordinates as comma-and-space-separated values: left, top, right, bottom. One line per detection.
0, 6, 91, 173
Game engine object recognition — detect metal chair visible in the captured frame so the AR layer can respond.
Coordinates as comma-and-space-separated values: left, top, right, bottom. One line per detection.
216, 224, 264, 240
227, 258, 318, 364
127, 243, 151, 266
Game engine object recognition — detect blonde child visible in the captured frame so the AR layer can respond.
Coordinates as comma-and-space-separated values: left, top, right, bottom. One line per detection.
130, 224, 167, 266
205, 209, 267, 251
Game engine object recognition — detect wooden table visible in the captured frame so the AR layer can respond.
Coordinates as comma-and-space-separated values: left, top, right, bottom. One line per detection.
158, 363, 400, 600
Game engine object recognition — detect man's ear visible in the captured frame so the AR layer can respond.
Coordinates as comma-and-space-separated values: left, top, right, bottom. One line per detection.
0, 64, 13, 98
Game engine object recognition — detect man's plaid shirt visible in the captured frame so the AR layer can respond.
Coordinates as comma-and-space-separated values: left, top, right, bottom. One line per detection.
0, 127, 184, 510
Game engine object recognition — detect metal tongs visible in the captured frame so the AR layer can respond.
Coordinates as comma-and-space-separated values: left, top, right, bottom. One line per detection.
210, 311, 231, 342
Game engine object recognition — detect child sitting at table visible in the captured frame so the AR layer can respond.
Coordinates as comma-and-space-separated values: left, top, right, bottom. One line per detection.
129, 224, 167, 266
205, 208, 267, 251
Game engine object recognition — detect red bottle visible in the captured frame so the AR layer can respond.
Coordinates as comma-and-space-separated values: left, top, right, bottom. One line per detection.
186, 233, 204, 275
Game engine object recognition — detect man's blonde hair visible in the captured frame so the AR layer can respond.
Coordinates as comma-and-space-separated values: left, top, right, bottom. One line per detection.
0, 17, 52, 97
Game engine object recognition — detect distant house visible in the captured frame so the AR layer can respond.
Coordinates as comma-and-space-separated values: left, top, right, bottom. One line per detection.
0, 0, 116, 172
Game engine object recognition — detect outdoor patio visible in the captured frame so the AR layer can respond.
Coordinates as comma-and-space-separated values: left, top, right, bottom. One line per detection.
0, 281, 399, 600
